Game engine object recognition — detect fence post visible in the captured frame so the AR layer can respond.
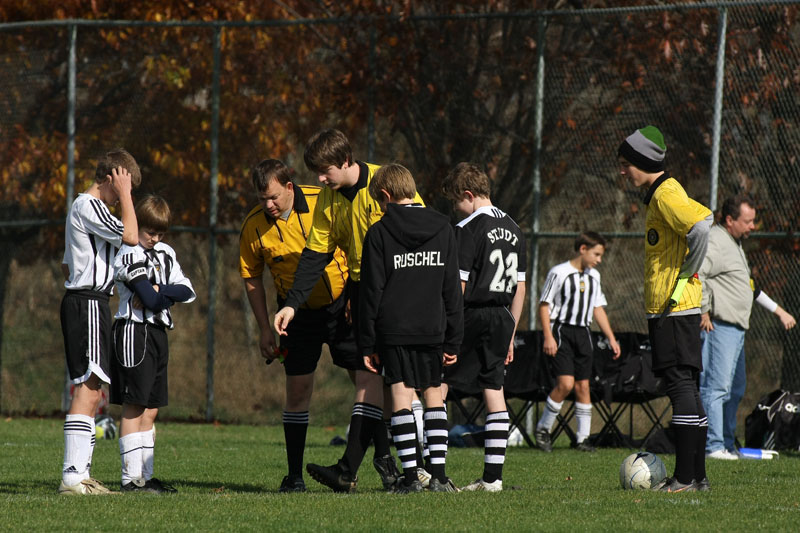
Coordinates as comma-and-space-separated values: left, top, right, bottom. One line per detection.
367, 25, 376, 162
709, 6, 728, 212
528, 15, 546, 331
62, 23, 78, 412
206, 25, 222, 422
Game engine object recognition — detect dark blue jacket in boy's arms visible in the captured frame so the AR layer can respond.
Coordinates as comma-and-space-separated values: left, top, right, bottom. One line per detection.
358, 203, 464, 358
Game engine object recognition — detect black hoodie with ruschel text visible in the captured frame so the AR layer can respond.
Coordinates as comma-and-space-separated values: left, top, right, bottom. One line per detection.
358, 203, 464, 358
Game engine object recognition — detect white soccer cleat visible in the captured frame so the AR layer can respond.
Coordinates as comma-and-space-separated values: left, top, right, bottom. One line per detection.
416, 468, 432, 488
706, 449, 739, 460
460, 478, 502, 492
59, 478, 119, 495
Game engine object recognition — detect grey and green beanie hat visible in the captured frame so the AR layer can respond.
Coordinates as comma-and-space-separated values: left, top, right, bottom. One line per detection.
618, 126, 666, 172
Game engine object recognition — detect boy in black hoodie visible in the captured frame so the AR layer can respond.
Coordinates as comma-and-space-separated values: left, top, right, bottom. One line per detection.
360, 164, 464, 493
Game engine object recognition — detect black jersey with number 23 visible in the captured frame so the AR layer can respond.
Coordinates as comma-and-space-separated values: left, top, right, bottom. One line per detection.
456, 206, 526, 307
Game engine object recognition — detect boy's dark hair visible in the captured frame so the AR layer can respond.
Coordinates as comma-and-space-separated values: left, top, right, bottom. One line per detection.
95, 149, 142, 188
135, 195, 171, 233
574, 231, 607, 252
303, 129, 353, 174
251, 159, 294, 191
369, 164, 417, 202
441, 162, 491, 202
719, 193, 755, 223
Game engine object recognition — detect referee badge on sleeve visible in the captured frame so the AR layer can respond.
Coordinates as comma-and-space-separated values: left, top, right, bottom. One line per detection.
647, 228, 659, 246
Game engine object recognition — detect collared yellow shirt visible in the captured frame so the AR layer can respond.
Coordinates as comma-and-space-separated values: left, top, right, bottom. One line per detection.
644, 177, 712, 314
239, 184, 348, 309
304, 162, 424, 282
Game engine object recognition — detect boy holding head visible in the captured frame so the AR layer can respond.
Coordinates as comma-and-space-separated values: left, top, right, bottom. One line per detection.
59, 149, 140, 495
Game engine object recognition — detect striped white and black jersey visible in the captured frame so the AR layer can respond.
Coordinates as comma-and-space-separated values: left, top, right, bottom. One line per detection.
457, 205, 526, 308
540, 261, 607, 327
63, 193, 125, 293
113, 242, 195, 328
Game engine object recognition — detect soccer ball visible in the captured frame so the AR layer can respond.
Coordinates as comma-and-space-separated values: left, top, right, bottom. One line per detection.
95, 415, 118, 440
619, 451, 666, 490
507, 426, 525, 447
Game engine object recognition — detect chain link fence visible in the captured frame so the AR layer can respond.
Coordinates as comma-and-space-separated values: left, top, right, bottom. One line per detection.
1, 3, 798, 429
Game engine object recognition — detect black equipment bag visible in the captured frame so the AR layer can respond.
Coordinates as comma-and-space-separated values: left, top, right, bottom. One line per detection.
745, 389, 800, 451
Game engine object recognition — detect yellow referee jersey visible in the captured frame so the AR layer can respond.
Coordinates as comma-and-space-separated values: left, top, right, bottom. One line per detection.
304, 161, 424, 282
239, 184, 348, 309
644, 177, 712, 315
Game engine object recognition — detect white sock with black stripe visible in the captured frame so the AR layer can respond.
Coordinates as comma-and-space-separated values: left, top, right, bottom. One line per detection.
537, 395, 563, 432
120, 432, 144, 485
88, 417, 96, 476
411, 399, 425, 445
63, 414, 93, 486
575, 402, 592, 443
141, 428, 156, 481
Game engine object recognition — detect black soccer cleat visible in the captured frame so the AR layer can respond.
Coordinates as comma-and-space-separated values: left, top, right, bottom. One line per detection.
306, 463, 357, 493
372, 454, 402, 490
695, 477, 711, 492
571, 440, 597, 453
428, 477, 459, 493
278, 475, 307, 493
534, 428, 553, 453
656, 477, 697, 493
147, 477, 178, 494
120, 478, 160, 494
388, 478, 424, 494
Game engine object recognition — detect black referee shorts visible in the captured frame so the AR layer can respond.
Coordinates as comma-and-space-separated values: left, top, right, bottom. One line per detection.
110, 320, 169, 408
648, 314, 702, 373
280, 300, 359, 376
549, 323, 594, 380
60, 290, 113, 385
379, 344, 443, 390
443, 306, 515, 391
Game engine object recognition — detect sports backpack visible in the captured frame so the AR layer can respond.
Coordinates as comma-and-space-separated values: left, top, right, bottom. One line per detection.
745, 389, 800, 451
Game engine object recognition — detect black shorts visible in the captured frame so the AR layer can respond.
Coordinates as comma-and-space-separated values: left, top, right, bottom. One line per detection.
281, 301, 359, 376
60, 290, 112, 385
380, 344, 443, 390
443, 306, 515, 391
549, 323, 594, 380
648, 314, 702, 372
110, 320, 169, 408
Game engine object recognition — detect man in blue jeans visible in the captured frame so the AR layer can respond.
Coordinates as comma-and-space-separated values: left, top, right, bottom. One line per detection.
699, 193, 796, 460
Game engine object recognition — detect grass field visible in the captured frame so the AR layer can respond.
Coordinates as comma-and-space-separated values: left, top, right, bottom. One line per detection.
1, 418, 799, 532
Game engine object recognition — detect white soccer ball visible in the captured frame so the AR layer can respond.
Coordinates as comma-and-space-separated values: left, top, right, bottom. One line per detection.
619, 451, 666, 490
95, 415, 118, 440
507, 427, 525, 447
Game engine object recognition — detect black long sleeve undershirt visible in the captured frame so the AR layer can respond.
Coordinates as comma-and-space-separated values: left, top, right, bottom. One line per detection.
283, 248, 335, 310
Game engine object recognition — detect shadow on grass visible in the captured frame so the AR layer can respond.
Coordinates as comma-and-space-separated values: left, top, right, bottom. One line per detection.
174, 480, 275, 494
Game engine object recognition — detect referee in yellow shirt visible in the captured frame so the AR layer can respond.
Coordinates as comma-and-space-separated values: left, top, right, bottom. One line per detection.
240, 159, 353, 492
618, 126, 713, 493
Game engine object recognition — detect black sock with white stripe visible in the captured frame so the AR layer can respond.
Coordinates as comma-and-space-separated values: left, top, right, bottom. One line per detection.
695, 416, 708, 481
671, 415, 698, 484
424, 407, 449, 483
63, 414, 93, 486
483, 411, 510, 483
391, 409, 418, 484
342, 403, 382, 473
283, 411, 309, 478
373, 416, 391, 459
